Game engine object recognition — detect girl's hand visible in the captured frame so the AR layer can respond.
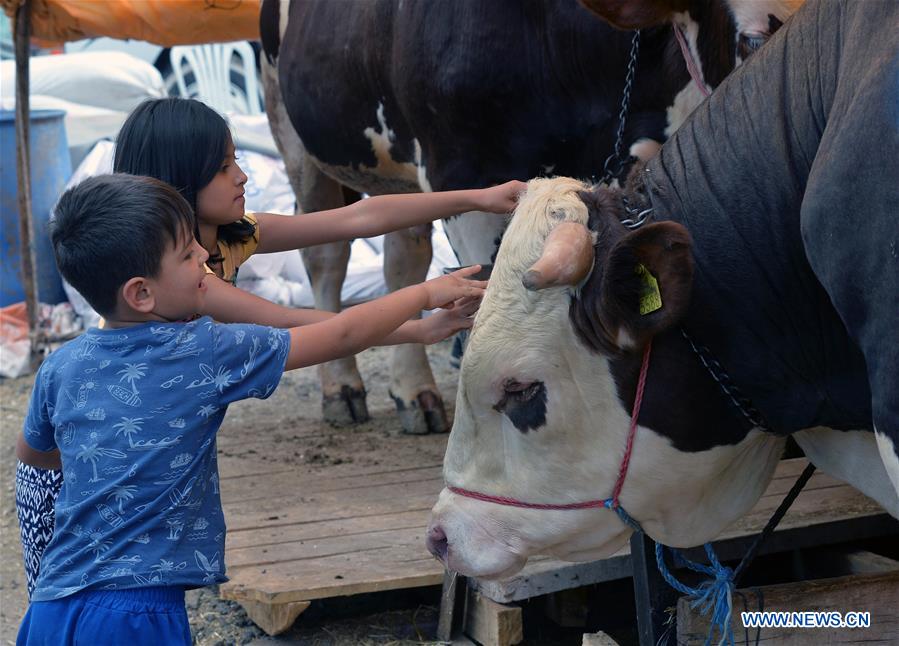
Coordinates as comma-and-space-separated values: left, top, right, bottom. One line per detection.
478, 180, 527, 214
422, 265, 488, 310
418, 296, 481, 344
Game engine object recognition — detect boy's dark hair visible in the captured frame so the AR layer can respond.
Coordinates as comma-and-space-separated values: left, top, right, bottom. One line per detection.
52, 174, 195, 316
113, 97, 256, 250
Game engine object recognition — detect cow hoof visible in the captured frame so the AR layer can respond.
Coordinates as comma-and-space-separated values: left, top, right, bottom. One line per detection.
390, 389, 449, 434
322, 385, 369, 426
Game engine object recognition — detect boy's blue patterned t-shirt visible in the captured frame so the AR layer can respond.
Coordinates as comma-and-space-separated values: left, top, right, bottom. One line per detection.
23, 317, 290, 601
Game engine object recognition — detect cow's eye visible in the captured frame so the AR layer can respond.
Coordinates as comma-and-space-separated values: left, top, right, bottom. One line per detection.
494, 380, 547, 433
738, 32, 767, 60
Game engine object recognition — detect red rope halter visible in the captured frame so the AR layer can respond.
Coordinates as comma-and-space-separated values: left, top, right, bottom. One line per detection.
448, 340, 653, 512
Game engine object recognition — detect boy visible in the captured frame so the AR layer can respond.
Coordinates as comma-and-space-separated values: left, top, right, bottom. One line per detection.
15, 174, 486, 644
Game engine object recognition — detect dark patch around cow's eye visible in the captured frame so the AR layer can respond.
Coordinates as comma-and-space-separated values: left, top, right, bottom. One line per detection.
738, 32, 767, 60
493, 381, 547, 433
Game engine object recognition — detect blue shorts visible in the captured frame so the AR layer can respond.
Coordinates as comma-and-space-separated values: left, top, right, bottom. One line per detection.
17, 586, 191, 645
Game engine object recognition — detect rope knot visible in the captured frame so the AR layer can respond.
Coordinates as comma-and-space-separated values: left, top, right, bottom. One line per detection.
656, 543, 736, 646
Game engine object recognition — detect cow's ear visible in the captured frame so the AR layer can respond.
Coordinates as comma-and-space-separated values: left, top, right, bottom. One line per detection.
598, 222, 693, 350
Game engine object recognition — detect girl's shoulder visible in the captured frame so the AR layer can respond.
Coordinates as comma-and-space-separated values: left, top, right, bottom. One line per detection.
212, 213, 260, 282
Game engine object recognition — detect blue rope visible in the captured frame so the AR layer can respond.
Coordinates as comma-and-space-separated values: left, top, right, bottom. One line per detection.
655, 542, 736, 646
602, 498, 643, 532
601, 497, 736, 646
602, 497, 736, 645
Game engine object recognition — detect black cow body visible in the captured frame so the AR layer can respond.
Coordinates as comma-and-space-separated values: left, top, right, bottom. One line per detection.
258, 0, 793, 434
621, 0, 897, 437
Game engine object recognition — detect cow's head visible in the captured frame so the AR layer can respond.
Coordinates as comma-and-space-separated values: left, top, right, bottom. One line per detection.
580, 0, 802, 69
427, 177, 785, 579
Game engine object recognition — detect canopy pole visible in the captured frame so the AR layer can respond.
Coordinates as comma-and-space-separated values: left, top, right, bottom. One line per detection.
14, 0, 44, 370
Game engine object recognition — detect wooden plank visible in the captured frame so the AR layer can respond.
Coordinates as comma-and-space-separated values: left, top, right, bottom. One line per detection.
464, 587, 523, 646
437, 570, 467, 642
471, 547, 632, 603
238, 599, 310, 636
226, 508, 431, 550
226, 526, 433, 568
632, 532, 678, 646
677, 571, 899, 644
224, 491, 439, 532
221, 544, 445, 603
840, 550, 899, 575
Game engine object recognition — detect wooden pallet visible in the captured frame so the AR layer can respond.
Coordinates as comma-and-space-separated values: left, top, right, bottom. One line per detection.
216, 425, 895, 637
215, 421, 452, 635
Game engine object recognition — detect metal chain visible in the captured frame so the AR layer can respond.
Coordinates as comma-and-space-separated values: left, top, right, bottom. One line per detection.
680, 328, 772, 432
600, 29, 642, 185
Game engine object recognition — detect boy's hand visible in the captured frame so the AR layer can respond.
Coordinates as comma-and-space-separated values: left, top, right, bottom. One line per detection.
423, 265, 488, 310
418, 296, 481, 344
478, 180, 527, 214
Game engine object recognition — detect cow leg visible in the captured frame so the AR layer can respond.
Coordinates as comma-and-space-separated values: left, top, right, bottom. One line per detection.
442, 211, 508, 267
262, 58, 369, 426
383, 225, 447, 434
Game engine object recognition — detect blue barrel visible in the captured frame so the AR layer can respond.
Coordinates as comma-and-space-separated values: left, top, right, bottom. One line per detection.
0, 109, 71, 306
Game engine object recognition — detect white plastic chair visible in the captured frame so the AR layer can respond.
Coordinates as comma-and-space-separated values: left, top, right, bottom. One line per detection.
169, 41, 262, 115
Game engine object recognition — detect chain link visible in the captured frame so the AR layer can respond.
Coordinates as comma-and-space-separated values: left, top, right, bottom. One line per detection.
600, 29, 641, 185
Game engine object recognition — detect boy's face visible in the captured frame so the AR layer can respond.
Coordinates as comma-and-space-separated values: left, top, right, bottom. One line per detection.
148, 229, 210, 321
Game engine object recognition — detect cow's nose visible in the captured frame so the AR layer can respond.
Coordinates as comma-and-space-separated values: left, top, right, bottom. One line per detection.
426, 523, 448, 562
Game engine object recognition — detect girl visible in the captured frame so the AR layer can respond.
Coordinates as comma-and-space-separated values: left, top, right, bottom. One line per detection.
16, 96, 524, 597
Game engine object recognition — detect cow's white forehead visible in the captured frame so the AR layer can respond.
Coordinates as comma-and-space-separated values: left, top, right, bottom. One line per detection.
462, 177, 594, 373
725, 0, 804, 35
459, 177, 605, 410
478, 177, 593, 292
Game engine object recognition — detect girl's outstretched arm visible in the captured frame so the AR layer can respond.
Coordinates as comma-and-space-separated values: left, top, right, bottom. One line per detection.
203, 272, 477, 346
203, 273, 334, 327
253, 181, 526, 253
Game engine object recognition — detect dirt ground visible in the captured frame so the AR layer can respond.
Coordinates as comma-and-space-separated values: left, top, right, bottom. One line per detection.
0, 340, 463, 645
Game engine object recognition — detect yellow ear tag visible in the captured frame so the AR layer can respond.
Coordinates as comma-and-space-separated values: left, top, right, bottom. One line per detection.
636, 263, 663, 315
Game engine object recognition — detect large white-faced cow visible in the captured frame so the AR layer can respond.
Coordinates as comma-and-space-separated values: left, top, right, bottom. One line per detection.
427, 0, 899, 579
259, 0, 800, 434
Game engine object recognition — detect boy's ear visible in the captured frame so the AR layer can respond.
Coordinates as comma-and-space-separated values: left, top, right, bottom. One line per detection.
121, 277, 156, 314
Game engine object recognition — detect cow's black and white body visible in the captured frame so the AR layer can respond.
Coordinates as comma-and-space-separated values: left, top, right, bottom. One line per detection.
427, 0, 899, 579
259, 0, 799, 433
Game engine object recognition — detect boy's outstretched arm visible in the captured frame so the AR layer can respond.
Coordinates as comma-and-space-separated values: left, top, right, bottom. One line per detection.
16, 432, 61, 470
285, 266, 486, 370
379, 296, 481, 345
254, 180, 526, 253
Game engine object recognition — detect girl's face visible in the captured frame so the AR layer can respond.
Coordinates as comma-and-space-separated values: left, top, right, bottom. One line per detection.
196, 141, 248, 226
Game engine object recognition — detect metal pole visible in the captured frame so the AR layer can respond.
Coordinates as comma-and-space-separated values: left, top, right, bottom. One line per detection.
14, 0, 43, 369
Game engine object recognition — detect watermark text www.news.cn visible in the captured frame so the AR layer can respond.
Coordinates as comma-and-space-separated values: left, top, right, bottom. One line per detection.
741, 611, 871, 629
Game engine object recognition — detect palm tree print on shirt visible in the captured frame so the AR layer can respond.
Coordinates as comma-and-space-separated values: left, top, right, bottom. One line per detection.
107, 484, 138, 513
76, 443, 127, 483
114, 416, 182, 451
108, 362, 147, 406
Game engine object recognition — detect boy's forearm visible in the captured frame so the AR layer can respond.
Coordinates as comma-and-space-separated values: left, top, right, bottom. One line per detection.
286, 284, 428, 369
16, 433, 61, 470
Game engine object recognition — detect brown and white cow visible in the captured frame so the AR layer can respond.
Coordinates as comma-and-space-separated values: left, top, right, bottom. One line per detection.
427, 0, 899, 579
259, 0, 801, 434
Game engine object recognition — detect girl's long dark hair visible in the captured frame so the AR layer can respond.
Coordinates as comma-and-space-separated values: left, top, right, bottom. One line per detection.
113, 97, 256, 251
